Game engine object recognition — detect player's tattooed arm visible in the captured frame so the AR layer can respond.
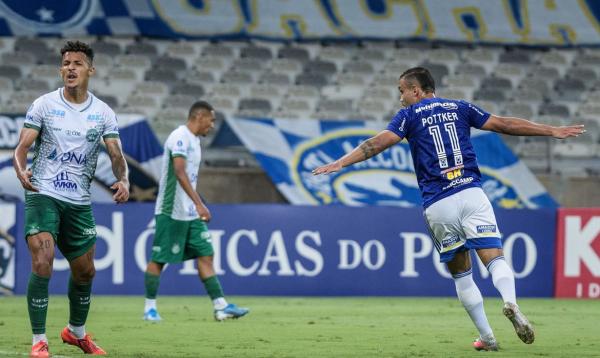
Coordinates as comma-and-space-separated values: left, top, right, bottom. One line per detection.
359, 139, 378, 160
105, 138, 130, 203
313, 130, 401, 175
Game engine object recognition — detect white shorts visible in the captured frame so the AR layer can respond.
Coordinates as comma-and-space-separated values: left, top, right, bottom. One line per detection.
424, 187, 501, 255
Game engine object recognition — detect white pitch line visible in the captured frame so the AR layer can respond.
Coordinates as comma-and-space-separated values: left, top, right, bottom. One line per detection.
0, 349, 74, 358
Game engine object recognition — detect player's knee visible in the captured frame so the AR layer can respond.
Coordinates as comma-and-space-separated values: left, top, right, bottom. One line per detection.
31, 258, 53, 277
74, 266, 96, 283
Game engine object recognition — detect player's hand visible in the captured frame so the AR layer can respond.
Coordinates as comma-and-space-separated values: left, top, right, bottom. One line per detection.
196, 203, 211, 222
312, 161, 343, 175
552, 124, 586, 139
17, 169, 38, 192
111, 180, 129, 203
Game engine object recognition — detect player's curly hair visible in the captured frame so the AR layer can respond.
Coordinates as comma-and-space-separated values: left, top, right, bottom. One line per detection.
60, 40, 94, 64
399, 67, 435, 93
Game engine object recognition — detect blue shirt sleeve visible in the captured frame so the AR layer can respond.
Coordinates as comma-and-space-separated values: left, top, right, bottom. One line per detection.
461, 100, 491, 129
386, 108, 410, 139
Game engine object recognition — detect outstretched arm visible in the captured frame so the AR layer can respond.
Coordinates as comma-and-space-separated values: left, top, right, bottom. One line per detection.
312, 130, 402, 175
481, 115, 585, 139
13, 127, 39, 192
104, 137, 130, 203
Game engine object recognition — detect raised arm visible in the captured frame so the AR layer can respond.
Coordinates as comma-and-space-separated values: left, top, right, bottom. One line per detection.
172, 156, 211, 221
481, 114, 585, 139
104, 137, 130, 203
13, 127, 40, 192
312, 130, 402, 175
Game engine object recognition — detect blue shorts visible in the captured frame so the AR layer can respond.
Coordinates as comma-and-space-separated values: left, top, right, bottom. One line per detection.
439, 237, 502, 263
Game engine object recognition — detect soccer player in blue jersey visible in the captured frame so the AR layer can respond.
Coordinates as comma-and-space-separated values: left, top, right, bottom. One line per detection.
313, 67, 585, 351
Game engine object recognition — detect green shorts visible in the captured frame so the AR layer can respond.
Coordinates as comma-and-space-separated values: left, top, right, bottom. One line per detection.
151, 214, 214, 263
24, 194, 96, 261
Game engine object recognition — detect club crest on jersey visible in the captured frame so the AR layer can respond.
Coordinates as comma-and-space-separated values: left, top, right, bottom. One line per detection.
293, 129, 420, 206
86, 128, 99, 142
0, 0, 95, 32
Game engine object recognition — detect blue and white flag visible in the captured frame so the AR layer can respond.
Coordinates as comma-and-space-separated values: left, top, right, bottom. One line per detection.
226, 117, 558, 208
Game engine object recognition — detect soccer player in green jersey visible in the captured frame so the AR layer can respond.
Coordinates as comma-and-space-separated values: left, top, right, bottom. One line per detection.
143, 101, 249, 322
13, 41, 130, 357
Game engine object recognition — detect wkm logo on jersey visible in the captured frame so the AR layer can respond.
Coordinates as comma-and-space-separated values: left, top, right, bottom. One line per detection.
53, 172, 77, 192
292, 129, 421, 206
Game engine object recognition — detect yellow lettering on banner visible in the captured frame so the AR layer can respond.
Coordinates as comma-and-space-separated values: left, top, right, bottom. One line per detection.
151, 0, 244, 35
326, 0, 423, 37
247, 0, 339, 38
422, 0, 521, 42
522, 0, 600, 44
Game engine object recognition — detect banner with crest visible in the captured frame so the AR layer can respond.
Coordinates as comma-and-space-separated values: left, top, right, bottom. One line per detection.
226, 117, 557, 209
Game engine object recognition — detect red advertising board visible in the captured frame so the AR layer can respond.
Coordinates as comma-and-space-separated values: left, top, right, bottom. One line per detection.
555, 208, 600, 298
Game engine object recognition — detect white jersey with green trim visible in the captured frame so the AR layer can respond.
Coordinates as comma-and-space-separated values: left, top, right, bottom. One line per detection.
24, 88, 119, 205
155, 125, 202, 221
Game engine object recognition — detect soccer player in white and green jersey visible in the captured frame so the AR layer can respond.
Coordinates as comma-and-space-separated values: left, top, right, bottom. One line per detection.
143, 101, 249, 322
13, 41, 130, 357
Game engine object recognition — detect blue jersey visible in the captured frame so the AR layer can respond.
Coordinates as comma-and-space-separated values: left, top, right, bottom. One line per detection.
386, 97, 490, 208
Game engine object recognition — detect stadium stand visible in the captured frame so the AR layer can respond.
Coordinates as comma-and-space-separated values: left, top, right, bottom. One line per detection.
0, 35, 598, 200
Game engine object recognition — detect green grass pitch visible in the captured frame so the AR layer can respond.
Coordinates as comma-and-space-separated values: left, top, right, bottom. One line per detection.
0, 296, 598, 357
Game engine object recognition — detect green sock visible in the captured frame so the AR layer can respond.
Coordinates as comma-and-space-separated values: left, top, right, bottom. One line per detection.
68, 276, 92, 327
145, 272, 160, 299
202, 275, 225, 300
27, 273, 50, 334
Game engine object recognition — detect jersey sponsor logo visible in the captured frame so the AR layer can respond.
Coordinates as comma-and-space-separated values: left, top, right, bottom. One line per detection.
468, 103, 484, 116
82, 227, 96, 236
441, 234, 461, 250
65, 129, 81, 136
442, 176, 474, 190
441, 166, 464, 180
47, 149, 88, 165
415, 101, 458, 113
49, 109, 66, 117
86, 128, 99, 142
293, 129, 420, 206
176, 140, 183, 147
53, 172, 77, 192
0, 0, 94, 31
476, 225, 497, 234
87, 114, 102, 122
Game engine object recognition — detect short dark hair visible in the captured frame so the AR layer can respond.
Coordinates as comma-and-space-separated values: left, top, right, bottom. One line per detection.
399, 67, 435, 93
60, 40, 94, 64
188, 100, 214, 119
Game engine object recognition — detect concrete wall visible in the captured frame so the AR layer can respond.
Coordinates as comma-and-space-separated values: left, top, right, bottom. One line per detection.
198, 167, 600, 207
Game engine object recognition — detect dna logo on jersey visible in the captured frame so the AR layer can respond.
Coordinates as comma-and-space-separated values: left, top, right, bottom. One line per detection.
293, 129, 421, 206
0, 0, 95, 32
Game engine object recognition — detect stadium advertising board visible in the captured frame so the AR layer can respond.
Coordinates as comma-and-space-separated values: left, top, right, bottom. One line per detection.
226, 118, 557, 209
2, 1, 600, 45
13, 203, 556, 297
555, 208, 600, 298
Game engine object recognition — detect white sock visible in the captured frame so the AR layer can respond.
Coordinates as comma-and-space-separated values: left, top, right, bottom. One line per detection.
32, 334, 47, 345
213, 297, 228, 310
453, 270, 494, 339
487, 256, 517, 304
145, 298, 157, 312
68, 323, 85, 339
